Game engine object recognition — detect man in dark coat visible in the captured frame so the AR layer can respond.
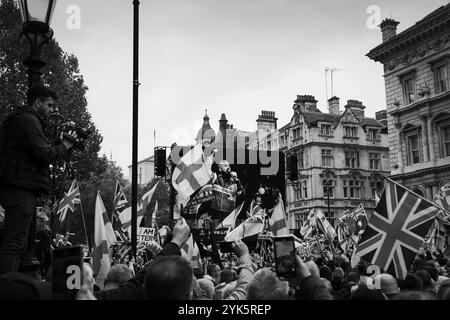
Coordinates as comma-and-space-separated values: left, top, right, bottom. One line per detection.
0, 85, 76, 274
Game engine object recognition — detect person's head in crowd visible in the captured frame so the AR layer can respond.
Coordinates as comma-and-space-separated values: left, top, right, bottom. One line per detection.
207, 264, 221, 284
315, 257, 325, 267
193, 268, 204, 280
220, 269, 234, 284
197, 278, 215, 300
332, 267, 344, 280
319, 265, 332, 281
415, 269, 433, 292
143, 256, 193, 300
305, 260, 320, 278
350, 285, 386, 300
374, 273, 400, 299
355, 262, 367, 276
412, 258, 426, 272
104, 264, 133, 290
423, 265, 438, 283
246, 268, 289, 300
327, 260, 336, 272
426, 260, 440, 271
83, 262, 95, 292
402, 273, 423, 292
344, 272, 359, 286
437, 279, 450, 300
393, 291, 426, 300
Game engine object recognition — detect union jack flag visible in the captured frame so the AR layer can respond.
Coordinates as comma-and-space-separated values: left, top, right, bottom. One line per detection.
57, 179, 81, 222
247, 199, 263, 218
435, 182, 450, 215
113, 180, 128, 212
354, 179, 438, 279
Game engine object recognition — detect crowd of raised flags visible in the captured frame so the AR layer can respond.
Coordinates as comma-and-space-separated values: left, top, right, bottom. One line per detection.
48, 134, 450, 289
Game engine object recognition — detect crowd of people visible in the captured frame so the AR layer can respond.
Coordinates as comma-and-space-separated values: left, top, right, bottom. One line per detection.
1, 216, 449, 301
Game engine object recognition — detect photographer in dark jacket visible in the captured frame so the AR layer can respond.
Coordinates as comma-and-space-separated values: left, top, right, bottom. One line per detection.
0, 85, 76, 274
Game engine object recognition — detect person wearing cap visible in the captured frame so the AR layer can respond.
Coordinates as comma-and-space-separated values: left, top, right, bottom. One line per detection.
373, 273, 400, 299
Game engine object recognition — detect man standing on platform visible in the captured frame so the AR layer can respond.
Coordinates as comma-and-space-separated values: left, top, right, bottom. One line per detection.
0, 85, 77, 274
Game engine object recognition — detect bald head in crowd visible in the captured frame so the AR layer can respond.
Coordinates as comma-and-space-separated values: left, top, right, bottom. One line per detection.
143, 256, 194, 300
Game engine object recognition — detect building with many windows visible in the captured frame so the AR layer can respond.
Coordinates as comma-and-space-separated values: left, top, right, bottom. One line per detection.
368, 5, 450, 199
128, 155, 155, 186
280, 95, 390, 228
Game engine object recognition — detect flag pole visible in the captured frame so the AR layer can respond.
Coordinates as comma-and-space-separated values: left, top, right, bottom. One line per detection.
80, 192, 92, 254
385, 177, 446, 212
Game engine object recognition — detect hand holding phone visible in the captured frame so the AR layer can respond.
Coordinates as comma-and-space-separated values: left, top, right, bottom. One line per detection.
273, 235, 296, 278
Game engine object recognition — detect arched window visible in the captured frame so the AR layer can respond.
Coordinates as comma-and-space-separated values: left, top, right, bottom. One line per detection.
411, 187, 425, 198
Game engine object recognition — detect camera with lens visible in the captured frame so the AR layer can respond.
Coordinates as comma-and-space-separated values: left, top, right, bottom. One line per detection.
61, 121, 91, 150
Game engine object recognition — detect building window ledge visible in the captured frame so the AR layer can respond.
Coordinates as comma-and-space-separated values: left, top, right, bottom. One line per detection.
318, 134, 334, 138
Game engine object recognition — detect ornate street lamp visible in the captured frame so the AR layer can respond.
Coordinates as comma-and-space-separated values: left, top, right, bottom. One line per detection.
18, 0, 57, 88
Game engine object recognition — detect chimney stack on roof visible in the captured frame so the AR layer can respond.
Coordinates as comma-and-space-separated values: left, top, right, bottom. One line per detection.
328, 96, 340, 115
380, 18, 400, 42
293, 95, 319, 113
345, 100, 366, 118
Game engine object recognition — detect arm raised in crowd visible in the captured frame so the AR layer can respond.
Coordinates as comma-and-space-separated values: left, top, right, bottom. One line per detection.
225, 240, 257, 300
91, 218, 190, 300
294, 253, 333, 300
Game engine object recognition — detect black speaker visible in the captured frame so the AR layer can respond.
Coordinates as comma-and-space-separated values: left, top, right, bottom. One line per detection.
154, 147, 166, 177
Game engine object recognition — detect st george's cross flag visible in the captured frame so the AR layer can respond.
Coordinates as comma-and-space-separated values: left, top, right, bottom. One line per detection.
181, 234, 203, 269
268, 197, 290, 236
57, 179, 81, 222
354, 178, 439, 279
171, 144, 213, 205
92, 192, 116, 289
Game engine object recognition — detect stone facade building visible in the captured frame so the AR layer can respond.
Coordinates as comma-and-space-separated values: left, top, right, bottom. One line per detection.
280, 95, 390, 228
367, 5, 450, 199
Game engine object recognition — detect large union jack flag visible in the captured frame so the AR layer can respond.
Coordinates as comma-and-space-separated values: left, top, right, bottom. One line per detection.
57, 179, 81, 222
354, 179, 438, 279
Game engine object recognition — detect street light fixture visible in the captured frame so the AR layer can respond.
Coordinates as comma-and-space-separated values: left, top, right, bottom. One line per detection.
18, 0, 57, 88
324, 178, 333, 223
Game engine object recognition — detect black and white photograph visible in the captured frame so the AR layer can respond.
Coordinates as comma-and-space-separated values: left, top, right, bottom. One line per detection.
1, 0, 450, 309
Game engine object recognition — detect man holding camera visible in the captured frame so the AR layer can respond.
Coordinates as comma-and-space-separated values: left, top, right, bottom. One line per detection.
0, 85, 77, 274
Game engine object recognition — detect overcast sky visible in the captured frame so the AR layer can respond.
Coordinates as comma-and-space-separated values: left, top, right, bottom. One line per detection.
48, 0, 448, 177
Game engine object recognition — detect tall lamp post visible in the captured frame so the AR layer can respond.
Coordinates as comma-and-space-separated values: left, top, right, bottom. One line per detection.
324, 178, 333, 224
17, 0, 57, 275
